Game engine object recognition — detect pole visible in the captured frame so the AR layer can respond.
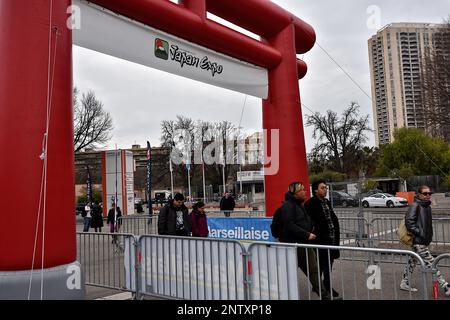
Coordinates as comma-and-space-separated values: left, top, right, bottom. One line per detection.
169, 157, 174, 198
202, 162, 206, 203
186, 155, 192, 202
187, 166, 191, 202
222, 163, 226, 194
239, 164, 243, 194
146, 141, 153, 217
201, 145, 206, 203
114, 145, 118, 225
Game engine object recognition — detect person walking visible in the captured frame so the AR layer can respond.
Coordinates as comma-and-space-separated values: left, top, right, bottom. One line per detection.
400, 185, 450, 296
83, 202, 92, 232
107, 203, 122, 244
158, 193, 191, 236
91, 201, 104, 232
277, 181, 334, 300
305, 180, 341, 298
191, 201, 209, 238
220, 192, 235, 217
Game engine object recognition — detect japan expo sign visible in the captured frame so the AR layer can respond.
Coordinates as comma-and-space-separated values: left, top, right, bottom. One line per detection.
73, 0, 268, 98
155, 38, 224, 77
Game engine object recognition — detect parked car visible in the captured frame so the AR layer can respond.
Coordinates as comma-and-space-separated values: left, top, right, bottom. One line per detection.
328, 191, 359, 207
361, 193, 408, 208
134, 198, 144, 212
75, 203, 86, 216
357, 189, 383, 199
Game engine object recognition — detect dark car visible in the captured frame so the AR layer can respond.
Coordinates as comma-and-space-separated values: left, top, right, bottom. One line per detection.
75, 203, 86, 216
329, 191, 358, 207
134, 198, 144, 213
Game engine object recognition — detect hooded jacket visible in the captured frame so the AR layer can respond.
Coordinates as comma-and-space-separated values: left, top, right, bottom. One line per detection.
405, 197, 433, 246
157, 200, 191, 236
304, 195, 340, 259
191, 210, 209, 237
278, 192, 314, 244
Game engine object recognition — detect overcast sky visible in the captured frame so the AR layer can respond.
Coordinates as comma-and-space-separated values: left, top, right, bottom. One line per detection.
73, 0, 449, 152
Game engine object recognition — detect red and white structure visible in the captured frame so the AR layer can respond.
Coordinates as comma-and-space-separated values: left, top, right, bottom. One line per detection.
0, 0, 315, 299
102, 150, 135, 217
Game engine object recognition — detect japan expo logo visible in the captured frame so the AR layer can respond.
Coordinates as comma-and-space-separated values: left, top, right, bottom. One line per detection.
155, 38, 169, 60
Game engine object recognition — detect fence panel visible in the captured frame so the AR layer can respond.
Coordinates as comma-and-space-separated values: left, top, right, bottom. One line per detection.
431, 254, 450, 300
338, 217, 370, 247
205, 210, 266, 218
138, 235, 247, 300
118, 216, 158, 236
246, 243, 299, 300
76, 232, 137, 293
247, 242, 429, 300
369, 218, 450, 254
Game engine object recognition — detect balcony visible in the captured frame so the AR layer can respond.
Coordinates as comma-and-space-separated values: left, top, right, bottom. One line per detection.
237, 171, 264, 183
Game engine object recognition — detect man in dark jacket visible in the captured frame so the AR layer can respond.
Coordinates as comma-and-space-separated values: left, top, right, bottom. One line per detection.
305, 180, 341, 298
401, 185, 450, 296
278, 181, 332, 300
220, 192, 236, 217
107, 203, 122, 244
158, 193, 191, 236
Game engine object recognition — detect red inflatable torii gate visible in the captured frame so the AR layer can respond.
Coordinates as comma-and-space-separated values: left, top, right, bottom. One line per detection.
0, 0, 315, 299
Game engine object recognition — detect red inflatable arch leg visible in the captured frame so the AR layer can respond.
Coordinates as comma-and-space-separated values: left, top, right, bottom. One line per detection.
0, 0, 83, 299
0, 0, 315, 299
263, 24, 311, 217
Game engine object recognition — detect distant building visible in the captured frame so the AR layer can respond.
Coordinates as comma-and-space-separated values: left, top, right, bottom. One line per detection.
74, 145, 171, 202
368, 23, 449, 145
236, 170, 265, 205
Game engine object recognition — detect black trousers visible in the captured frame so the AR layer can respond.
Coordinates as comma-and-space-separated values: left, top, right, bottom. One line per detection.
318, 249, 336, 291
297, 247, 329, 298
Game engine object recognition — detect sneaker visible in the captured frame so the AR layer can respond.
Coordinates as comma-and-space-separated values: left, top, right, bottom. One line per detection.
400, 279, 418, 292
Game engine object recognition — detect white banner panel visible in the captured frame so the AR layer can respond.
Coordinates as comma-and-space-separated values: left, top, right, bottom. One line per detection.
73, 0, 268, 99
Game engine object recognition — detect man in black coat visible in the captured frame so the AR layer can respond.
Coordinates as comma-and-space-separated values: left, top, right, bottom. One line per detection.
220, 192, 235, 217
305, 179, 341, 298
158, 193, 191, 236
278, 181, 332, 300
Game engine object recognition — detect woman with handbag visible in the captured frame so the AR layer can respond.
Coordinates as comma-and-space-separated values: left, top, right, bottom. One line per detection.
400, 185, 450, 296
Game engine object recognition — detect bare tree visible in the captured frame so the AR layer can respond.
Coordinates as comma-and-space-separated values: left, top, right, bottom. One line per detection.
306, 102, 371, 175
422, 20, 450, 143
160, 120, 176, 148
159, 116, 241, 193
74, 88, 113, 152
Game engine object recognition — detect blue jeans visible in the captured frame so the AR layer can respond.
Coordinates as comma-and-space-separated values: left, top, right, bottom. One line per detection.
83, 217, 91, 232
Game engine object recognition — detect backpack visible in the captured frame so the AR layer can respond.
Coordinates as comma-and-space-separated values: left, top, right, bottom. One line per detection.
397, 205, 419, 246
398, 219, 413, 246
270, 206, 284, 239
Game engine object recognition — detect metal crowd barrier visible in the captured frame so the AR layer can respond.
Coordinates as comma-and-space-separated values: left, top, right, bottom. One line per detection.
205, 210, 266, 217
369, 217, 450, 252
118, 216, 158, 236
338, 217, 370, 247
137, 235, 248, 300
112, 214, 450, 254
76, 232, 138, 295
431, 254, 450, 300
77, 231, 445, 300
247, 242, 430, 300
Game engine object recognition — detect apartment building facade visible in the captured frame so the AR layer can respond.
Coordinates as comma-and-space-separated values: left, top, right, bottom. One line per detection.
368, 23, 448, 145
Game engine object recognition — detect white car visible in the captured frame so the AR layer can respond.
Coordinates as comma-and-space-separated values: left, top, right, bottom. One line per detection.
361, 193, 408, 208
